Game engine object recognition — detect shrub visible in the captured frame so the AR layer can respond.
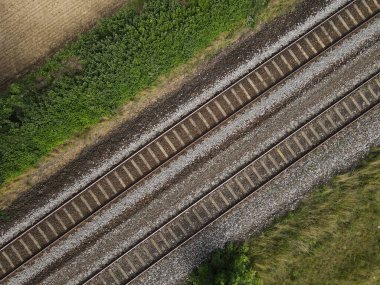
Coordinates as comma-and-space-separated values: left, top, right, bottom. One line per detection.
189, 243, 263, 285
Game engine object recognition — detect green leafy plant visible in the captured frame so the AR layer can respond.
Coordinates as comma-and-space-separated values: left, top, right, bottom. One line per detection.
189, 243, 263, 285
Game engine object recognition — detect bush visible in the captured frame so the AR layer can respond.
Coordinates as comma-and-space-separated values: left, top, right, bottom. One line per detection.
189, 243, 263, 285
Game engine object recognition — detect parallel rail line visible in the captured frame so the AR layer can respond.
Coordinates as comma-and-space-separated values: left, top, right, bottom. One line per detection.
0, 0, 379, 280
85, 72, 380, 285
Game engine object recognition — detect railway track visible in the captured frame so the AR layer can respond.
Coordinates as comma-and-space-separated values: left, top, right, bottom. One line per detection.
0, 0, 379, 281
85, 71, 380, 285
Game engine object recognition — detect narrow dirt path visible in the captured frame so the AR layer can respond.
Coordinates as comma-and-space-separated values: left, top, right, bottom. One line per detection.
0, 0, 126, 88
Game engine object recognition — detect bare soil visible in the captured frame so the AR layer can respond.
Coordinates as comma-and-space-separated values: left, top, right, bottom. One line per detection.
0, 0, 127, 89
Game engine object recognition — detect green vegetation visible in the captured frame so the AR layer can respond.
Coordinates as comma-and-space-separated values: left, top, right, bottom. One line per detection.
190, 147, 380, 284
255, 0, 300, 24
0, 0, 269, 186
190, 243, 262, 285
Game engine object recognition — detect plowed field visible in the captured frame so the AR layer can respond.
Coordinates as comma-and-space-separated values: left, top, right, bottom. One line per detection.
0, 0, 126, 87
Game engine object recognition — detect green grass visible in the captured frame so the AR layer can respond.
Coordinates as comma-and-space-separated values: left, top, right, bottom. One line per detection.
0, 0, 269, 186
190, 147, 380, 285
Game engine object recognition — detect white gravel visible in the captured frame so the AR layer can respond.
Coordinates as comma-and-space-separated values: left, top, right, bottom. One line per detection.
5, 12, 380, 285
0, 0, 352, 248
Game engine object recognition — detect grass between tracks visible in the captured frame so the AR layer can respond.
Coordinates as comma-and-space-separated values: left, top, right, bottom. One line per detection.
190, 147, 380, 285
0, 0, 300, 205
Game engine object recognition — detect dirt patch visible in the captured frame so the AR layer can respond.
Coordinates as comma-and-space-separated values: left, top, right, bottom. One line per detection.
0, 0, 127, 89
0, 0, 330, 233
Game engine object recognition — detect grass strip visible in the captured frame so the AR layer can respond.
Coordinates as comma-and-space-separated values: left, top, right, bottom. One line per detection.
0, 0, 269, 186
190, 147, 380, 285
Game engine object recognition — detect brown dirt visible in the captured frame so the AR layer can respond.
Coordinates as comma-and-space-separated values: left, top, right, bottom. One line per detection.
0, 0, 127, 89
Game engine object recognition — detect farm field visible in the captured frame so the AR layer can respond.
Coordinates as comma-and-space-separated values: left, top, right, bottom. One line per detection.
190, 147, 380, 285
0, 0, 300, 206
0, 0, 125, 88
